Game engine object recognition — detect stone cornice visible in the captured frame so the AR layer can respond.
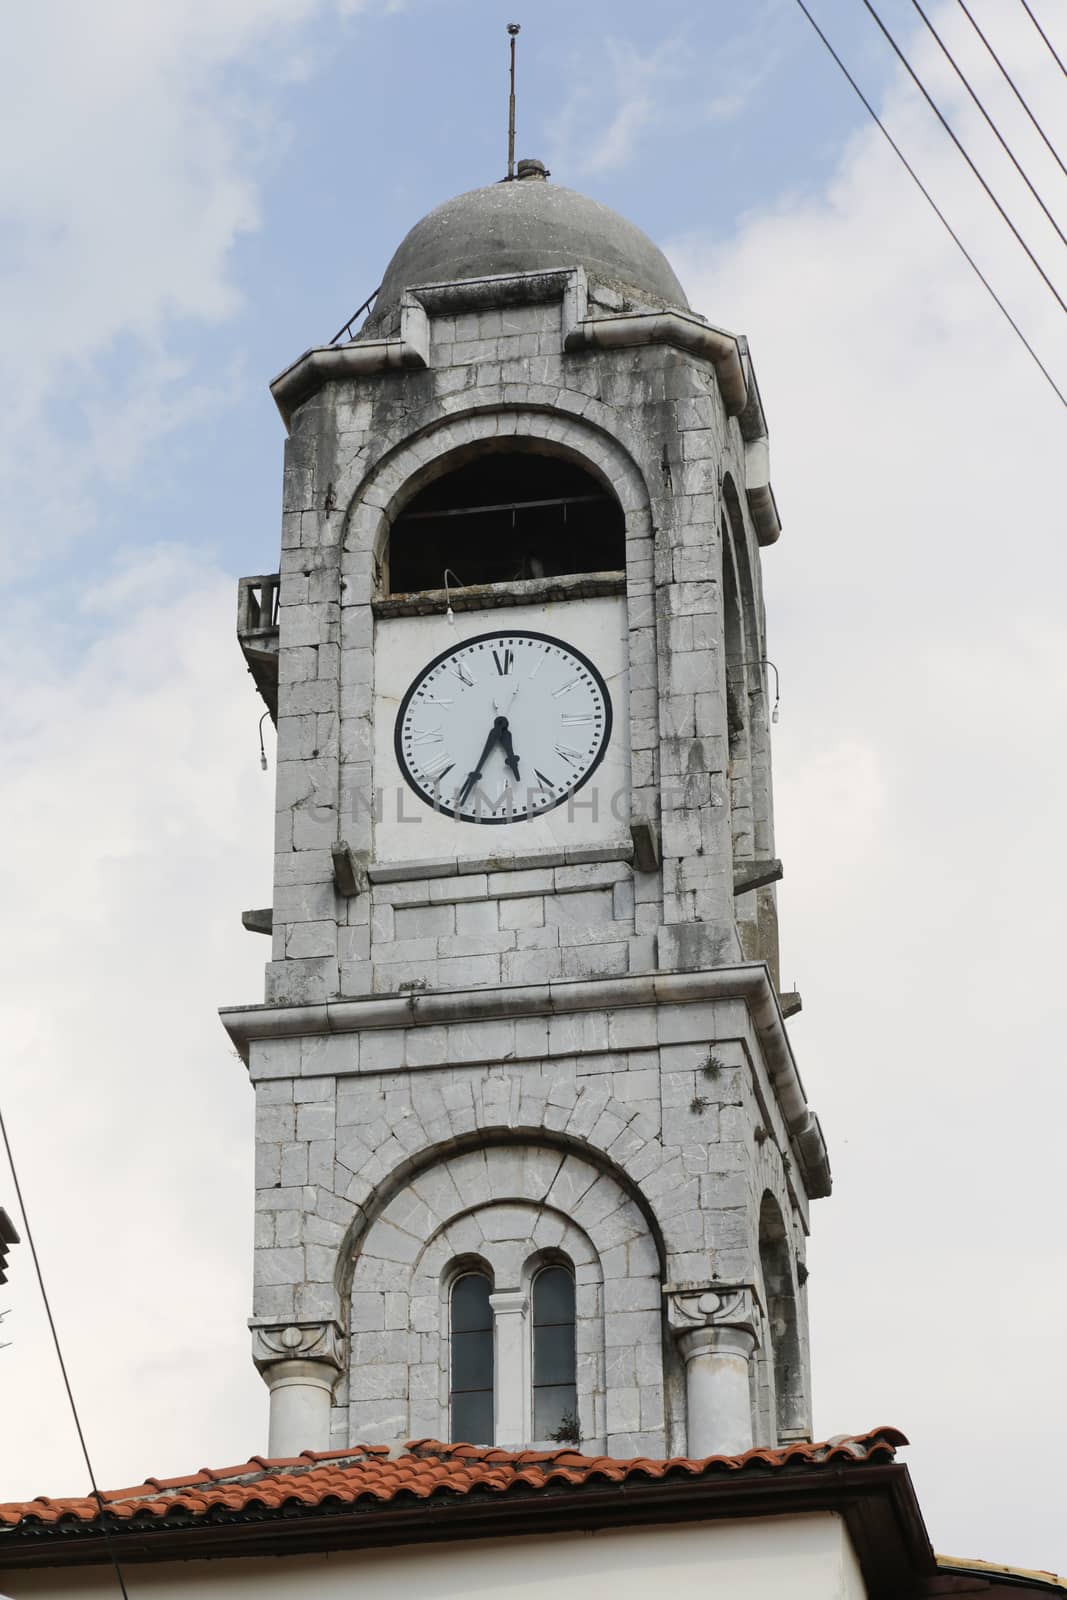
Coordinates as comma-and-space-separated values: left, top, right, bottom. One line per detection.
219, 963, 830, 1199
269, 266, 749, 431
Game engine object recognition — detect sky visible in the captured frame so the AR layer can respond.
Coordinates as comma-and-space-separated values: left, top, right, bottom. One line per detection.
1, 0, 1065, 1575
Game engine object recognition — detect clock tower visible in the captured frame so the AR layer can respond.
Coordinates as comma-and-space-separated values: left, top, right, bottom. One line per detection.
223, 159, 830, 1463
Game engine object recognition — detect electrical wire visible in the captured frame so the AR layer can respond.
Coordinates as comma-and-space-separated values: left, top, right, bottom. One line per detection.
1017, 0, 1067, 80
953, 0, 1067, 182
858, 0, 1067, 316
790, 0, 1067, 408
0, 1104, 130, 1600
908, 0, 1067, 249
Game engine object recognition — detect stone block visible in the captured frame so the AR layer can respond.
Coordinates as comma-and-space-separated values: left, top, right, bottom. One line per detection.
255, 1247, 304, 1287
561, 943, 628, 979
454, 899, 501, 937
256, 1104, 296, 1143
611, 1067, 660, 1103
544, 889, 613, 926
429, 874, 488, 903
359, 1029, 408, 1073
286, 920, 336, 959
249, 1037, 301, 1084
280, 1143, 309, 1187
488, 867, 555, 898
265, 957, 334, 1006
296, 1102, 335, 1142
437, 953, 501, 988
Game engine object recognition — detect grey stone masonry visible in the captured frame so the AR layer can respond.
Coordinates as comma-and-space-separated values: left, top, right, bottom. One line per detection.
224, 965, 825, 1457
230, 237, 828, 1461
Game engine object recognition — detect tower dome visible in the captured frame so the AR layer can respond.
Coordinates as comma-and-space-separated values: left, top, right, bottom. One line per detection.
368, 162, 689, 326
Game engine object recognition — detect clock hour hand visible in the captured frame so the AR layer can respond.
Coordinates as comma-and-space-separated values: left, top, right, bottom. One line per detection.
498, 721, 520, 784
457, 718, 506, 808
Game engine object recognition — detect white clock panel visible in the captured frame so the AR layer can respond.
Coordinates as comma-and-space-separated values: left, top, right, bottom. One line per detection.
373, 596, 630, 865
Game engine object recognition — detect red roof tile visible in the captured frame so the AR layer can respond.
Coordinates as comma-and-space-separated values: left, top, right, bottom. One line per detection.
0, 1428, 907, 1532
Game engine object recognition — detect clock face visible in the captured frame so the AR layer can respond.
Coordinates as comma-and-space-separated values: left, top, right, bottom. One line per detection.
395, 630, 613, 823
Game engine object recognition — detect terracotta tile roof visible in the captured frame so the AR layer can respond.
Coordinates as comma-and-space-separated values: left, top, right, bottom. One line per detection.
0, 1427, 907, 1532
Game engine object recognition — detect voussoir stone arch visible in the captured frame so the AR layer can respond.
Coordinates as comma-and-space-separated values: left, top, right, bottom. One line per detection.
339, 405, 652, 570
329, 1069, 684, 1278
345, 1142, 664, 1454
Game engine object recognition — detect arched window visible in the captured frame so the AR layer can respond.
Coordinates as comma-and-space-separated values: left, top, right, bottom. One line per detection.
758, 1193, 806, 1443
387, 451, 625, 595
531, 1264, 577, 1442
450, 1272, 494, 1444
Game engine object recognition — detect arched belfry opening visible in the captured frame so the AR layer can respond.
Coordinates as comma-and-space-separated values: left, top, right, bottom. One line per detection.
758, 1192, 806, 1445
385, 448, 626, 595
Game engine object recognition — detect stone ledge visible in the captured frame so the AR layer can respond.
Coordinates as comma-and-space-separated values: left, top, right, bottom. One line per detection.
369, 842, 634, 885
220, 963, 830, 1200
372, 570, 625, 619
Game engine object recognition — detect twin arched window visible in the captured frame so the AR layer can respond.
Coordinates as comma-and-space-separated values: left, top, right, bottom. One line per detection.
449, 1263, 577, 1446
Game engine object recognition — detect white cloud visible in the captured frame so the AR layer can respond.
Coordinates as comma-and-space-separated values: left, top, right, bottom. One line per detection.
0, 0, 389, 571
550, 34, 687, 177
0, 544, 274, 1496
670, 0, 1067, 1569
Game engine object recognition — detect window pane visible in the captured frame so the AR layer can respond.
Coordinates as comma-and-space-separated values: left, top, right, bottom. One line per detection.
451, 1328, 493, 1393
533, 1265, 575, 1326
532, 1266, 577, 1440
534, 1383, 578, 1442
452, 1386, 493, 1445
452, 1273, 492, 1332
533, 1323, 574, 1386
451, 1272, 493, 1446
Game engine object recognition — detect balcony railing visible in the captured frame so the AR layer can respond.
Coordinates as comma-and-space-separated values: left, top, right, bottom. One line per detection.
237, 574, 280, 722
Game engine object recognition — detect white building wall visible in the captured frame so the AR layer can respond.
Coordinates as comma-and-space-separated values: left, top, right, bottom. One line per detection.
1, 1513, 867, 1600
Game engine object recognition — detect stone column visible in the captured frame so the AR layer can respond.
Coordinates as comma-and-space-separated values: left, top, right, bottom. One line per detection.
489, 1289, 529, 1445
252, 1321, 345, 1457
667, 1287, 760, 1458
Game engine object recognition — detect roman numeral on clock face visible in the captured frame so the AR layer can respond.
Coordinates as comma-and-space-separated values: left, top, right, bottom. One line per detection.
420, 754, 454, 782
492, 647, 513, 675
555, 744, 584, 766
411, 727, 442, 745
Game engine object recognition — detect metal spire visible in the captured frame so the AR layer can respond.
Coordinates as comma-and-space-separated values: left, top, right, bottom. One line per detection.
507, 23, 520, 179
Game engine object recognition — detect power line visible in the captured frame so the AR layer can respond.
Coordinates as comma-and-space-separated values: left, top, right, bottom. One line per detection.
790, 0, 1067, 408
858, 0, 1067, 316
1018, 0, 1067, 80
908, 0, 1067, 249
953, 0, 1067, 182
0, 1104, 130, 1600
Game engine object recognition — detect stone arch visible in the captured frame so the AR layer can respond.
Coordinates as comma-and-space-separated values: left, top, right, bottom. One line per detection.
329, 1068, 677, 1289
344, 1141, 664, 1453
723, 469, 778, 978
757, 1189, 805, 1445
340, 405, 652, 573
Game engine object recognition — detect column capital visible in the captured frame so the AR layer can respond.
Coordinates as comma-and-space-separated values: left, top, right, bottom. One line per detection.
665, 1284, 761, 1350
488, 1289, 529, 1317
250, 1319, 346, 1375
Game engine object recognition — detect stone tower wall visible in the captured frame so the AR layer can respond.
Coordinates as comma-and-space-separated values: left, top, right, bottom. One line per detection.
226, 263, 826, 1463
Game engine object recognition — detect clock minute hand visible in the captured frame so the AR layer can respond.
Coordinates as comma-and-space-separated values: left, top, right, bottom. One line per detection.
457, 720, 505, 808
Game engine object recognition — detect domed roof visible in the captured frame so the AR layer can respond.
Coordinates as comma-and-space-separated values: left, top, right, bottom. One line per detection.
371, 166, 689, 320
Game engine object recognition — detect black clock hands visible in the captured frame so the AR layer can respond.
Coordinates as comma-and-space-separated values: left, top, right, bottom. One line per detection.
457, 716, 521, 807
